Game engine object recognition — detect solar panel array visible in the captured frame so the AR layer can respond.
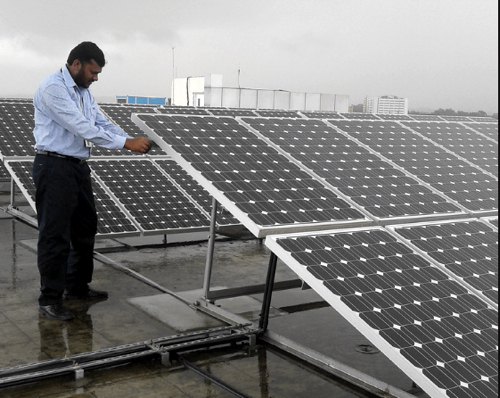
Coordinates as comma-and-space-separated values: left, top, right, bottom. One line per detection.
266, 226, 498, 398
392, 219, 498, 305
242, 117, 463, 221
0, 102, 242, 237
329, 120, 498, 214
133, 114, 369, 237
402, 122, 498, 178
133, 110, 497, 398
1, 98, 498, 397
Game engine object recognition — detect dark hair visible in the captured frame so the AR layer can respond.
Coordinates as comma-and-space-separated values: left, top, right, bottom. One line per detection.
67, 41, 106, 67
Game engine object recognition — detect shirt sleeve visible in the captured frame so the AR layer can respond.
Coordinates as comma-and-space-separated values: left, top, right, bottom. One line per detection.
40, 83, 128, 150
92, 98, 132, 139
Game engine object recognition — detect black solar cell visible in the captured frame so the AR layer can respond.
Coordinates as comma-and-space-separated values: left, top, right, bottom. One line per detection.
242, 118, 462, 220
90, 159, 211, 233
5, 160, 140, 237
208, 108, 257, 117
329, 120, 498, 214
301, 111, 344, 119
340, 113, 381, 120
98, 104, 165, 156
403, 122, 498, 177
153, 159, 240, 225
0, 103, 36, 157
254, 109, 302, 118
157, 107, 211, 115
266, 228, 499, 398
394, 220, 498, 305
465, 123, 498, 143
134, 114, 368, 237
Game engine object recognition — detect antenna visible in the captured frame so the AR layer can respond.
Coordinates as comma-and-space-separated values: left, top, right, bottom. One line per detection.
171, 46, 175, 105
238, 65, 241, 88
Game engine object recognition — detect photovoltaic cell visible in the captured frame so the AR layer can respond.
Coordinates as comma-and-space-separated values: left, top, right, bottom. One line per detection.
340, 113, 381, 120
439, 116, 472, 122
469, 117, 498, 123
394, 220, 499, 305
208, 108, 257, 117
98, 104, 165, 156
133, 114, 368, 237
242, 118, 462, 220
266, 228, 499, 398
153, 159, 240, 225
403, 122, 498, 177
0, 162, 9, 179
301, 111, 344, 119
329, 120, 498, 213
465, 123, 498, 143
409, 115, 444, 121
157, 107, 211, 115
0, 102, 36, 157
5, 160, 140, 237
90, 159, 210, 233
254, 109, 302, 118
377, 114, 413, 121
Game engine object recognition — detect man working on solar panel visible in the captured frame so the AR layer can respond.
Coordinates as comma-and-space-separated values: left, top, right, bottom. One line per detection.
32, 41, 152, 321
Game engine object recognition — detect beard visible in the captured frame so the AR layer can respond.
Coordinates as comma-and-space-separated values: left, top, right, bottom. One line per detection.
74, 67, 91, 88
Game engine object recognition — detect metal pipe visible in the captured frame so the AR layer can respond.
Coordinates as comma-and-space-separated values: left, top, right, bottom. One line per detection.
203, 197, 218, 301
258, 252, 278, 332
178, 356, 252, 398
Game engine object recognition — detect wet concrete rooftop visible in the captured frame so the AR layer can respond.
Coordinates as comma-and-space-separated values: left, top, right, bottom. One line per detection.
0, 185, 428, 398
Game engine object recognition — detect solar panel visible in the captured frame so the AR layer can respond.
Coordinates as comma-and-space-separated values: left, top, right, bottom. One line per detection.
465, 123, 498, 143
133, 114, 370, 238
90, 159, 211, 234
392, 219, 498, 305
242, 117, 464, 221
0, 161, 9, 179
153, 159, 240, 226
409, 115, 444, 121
208, 108, 257, 117
469, 117, 498, 123
329, 120, 498, 214
377, 114, 413, 121
340, 113, 381, 120
4, 160, 141, 237
439, 116, 473, 122
98, 104, 164, 156
301, 111, 344, 119
266, 227, 498, 398
254, 109, 302, 118
0, 102, 36, 157
402, 122, 498, 177
157, 107, 211, 115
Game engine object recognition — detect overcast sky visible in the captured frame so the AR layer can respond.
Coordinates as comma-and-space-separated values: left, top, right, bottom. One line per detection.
0, 0, 497, 113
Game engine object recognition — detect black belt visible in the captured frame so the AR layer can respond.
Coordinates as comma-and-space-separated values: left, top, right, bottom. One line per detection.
36, 150, 87, 164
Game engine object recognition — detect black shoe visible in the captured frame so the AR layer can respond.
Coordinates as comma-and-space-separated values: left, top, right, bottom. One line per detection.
39, 304, 75, 321
63, 288, 109, 300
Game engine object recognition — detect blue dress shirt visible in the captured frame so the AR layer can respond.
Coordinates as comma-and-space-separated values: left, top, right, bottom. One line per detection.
33, 65, 131, 160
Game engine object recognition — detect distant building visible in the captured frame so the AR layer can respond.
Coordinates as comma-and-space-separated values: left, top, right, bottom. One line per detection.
364, 96, 408, 115
116, 95, 167, 105
171, 74, 350, 112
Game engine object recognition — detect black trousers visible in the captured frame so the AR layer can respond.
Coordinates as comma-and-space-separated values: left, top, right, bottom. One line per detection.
33, 154, 97, 306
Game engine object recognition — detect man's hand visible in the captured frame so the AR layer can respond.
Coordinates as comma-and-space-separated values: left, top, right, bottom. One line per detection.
124, 137, 152, 153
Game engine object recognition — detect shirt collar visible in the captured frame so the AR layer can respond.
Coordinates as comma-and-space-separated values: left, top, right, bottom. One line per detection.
62, 64, 78, 90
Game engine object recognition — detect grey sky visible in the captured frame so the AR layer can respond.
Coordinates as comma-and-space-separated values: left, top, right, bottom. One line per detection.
0, 0, 497, 112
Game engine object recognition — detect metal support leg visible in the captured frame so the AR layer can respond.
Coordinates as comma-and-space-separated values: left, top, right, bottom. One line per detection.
259, 252, 278, 333
203, 197, 218, 301
10, 178, 16, 208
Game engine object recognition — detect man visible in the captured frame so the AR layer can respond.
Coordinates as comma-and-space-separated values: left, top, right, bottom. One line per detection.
33, 41, 151, 321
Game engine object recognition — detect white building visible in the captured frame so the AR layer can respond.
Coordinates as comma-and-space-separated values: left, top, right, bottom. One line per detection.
171, 74, 350, 112
364, 96, 409, 115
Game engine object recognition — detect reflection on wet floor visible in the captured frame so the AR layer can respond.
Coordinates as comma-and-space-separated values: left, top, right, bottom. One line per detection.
3, 345, 367, 398
0, 191, 425, 397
